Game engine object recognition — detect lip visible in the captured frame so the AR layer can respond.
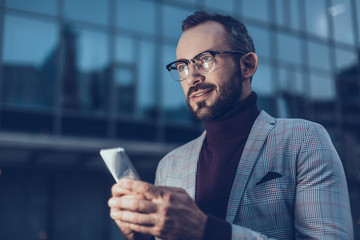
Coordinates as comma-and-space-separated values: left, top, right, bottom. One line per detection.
190, 89, 214, 102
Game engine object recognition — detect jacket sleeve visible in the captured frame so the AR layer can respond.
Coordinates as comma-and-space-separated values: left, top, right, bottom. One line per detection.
293, 123, 353, 239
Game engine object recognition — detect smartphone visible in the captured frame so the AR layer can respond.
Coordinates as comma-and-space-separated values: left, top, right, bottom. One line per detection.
100, 147, 140, 182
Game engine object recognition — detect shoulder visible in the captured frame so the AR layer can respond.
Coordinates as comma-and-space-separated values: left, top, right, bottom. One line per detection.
259, 111, 329, 139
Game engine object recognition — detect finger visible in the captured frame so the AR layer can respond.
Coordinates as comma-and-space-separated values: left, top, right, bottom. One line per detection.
110, 209, 156, 226
111, 182, 135, 196
108, 196, 157, 213
118, 179, 187, 200
117, 220, 160, 237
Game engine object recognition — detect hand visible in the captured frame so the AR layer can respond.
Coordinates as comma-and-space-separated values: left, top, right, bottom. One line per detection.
109, 188, 151, 240
108, 179, 207, 240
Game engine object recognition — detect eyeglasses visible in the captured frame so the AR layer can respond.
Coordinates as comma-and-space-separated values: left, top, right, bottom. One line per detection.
165, 50, 247, 82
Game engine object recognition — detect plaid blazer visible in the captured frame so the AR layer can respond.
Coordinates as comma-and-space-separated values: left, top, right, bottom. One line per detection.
155, 111, 353, 239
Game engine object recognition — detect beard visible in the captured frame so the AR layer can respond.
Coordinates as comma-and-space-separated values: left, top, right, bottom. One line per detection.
186, 68, 243, 121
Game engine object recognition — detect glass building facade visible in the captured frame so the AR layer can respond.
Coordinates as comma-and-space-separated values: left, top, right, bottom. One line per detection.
0, 0, 359, 239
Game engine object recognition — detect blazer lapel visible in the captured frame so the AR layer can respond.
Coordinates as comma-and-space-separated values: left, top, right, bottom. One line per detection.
180, 131, 206, 200
226, 111, 276, 222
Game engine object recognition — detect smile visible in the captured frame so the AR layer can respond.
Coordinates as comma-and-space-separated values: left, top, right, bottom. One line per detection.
190, 89, 214, 102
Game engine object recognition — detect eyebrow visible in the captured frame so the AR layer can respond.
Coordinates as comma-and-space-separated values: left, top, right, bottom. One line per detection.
176, 49, 213, 62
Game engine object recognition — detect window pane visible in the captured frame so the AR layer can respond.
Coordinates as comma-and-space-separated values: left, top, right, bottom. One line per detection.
62, 27, 109, 113
242, 0, 269, 22
277, 33, 301, 65
252, 63, 274, 95
138, 40, 156, 119
247, 25, 270, 58
162, 5, 193, 40
204, 0, 233, 13
115, 67, 135, 115
335, 48, 357, 72
308, 41, 330, 71
64, 0, 109, 25
290, 0, 301, 30
2, 15, 58, 109
116, 36, 135, 63
117, 0, 156, 35
309, 72, 334, 100
6, 0, 57, 15
330, 0, 355, 44
275, 0, 287, 26
305, 0, 328, 38
162, 45, 192, 123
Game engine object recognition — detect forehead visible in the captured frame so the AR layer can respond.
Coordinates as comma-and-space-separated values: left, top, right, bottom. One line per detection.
176, 21, 228, 60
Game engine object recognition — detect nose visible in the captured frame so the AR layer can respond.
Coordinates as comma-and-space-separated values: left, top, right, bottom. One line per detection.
186, 64, 205, 86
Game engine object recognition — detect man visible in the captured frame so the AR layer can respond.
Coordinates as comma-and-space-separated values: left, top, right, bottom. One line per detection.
108, 11, 353, 239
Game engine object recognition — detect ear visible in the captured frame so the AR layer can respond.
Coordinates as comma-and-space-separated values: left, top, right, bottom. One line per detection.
240, 52, 258, 81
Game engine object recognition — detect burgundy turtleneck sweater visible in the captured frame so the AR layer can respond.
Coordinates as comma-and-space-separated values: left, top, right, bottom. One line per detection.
195, 92, 260, 240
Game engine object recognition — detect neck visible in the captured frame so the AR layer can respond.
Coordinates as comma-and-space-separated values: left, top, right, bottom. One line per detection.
203, 92, 260, 145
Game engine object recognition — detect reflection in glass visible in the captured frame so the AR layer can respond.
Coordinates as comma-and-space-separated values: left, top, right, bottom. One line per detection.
277, 32, 301, 65
162, 45, 192, 123
138, 40, 156, 119
335, 48, 357, 71
6, 0, 57, 15
115, 67, 135, 115
204, 0, 233, 13
62, 27, 109, 113
309, 72, 334, 100
242, 0, 268, 23
117, 0, 156, 35
246, 25, 270, 58
308, 41, 330, 71
330, 0, 354, 45
162, 5, 193, 40
116, 36, 135, 63
64, 0, 108, 25
305, 0, 328, 38
2, 15, 58, 109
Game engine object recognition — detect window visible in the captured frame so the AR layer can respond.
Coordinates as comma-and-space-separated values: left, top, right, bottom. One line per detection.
2, 15, 58, 109
117, 0, 156, 35
64, 0, 109, 25
116, 36, 135, 63
277, 32, 302, 65
241, 0, 269, 23
305, 0, 328, 38
309, 72, 334, 100
204, 0, 234, 13
335, 47, 357, 71
62, 27, 109, 114
115, 67, 136, 115
330, 0, 355, 45
308, 40, 330, 71
138, 40, 156, 119
162, 5, 193, 40
6, 0, 57, 16
246, 25, 270, 58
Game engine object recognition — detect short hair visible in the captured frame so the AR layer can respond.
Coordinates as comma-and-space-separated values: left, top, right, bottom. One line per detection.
182, 11, 255, 53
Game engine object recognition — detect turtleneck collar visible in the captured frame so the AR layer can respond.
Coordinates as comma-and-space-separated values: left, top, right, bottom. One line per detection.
203, 92, 260, 146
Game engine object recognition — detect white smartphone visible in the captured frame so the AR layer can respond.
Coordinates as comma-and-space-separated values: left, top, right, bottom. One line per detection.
100, 147, 140, 182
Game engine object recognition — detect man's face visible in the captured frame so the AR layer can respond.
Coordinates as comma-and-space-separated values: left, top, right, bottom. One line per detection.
176, 21, 244, 121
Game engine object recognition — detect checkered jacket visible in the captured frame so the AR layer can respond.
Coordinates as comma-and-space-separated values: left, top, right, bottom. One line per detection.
155, 111, 353, 239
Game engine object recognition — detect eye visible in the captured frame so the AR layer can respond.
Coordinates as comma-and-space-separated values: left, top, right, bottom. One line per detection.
200, 54, 213, 63
176, 62, 187, 72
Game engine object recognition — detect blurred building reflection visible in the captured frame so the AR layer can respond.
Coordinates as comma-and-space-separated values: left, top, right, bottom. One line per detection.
0, 0, 359, 239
